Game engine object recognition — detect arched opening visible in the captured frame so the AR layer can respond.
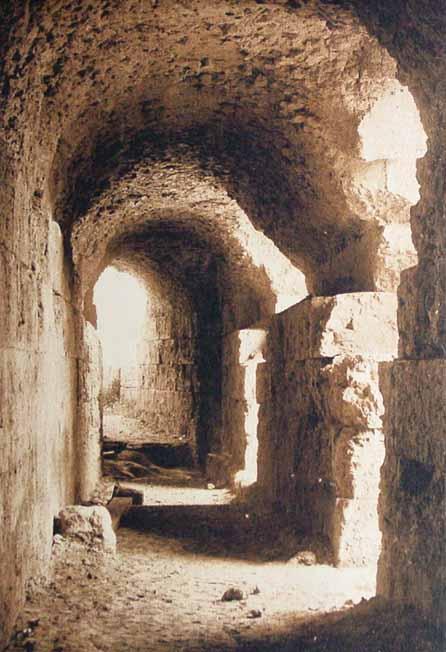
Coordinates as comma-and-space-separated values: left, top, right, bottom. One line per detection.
95, 266, 148, 405
95, 262, 202, 485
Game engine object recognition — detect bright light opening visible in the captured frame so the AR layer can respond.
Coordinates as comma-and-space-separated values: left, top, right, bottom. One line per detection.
233, 330, 266, 488
93, 266, 147, 371
358, 82, 427, 204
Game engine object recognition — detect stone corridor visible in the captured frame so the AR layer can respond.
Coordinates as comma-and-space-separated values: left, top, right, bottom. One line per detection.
5, 494, 440, 652
1, 1, 446, 650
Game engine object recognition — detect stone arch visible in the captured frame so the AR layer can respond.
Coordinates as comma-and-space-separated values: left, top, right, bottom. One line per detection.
1, 1, 445, 645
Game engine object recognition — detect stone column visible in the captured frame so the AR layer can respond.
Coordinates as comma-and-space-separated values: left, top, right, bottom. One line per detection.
264, 292, 398, 566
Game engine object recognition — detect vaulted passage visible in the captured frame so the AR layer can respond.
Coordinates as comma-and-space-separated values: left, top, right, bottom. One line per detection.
1, 2, 445, 651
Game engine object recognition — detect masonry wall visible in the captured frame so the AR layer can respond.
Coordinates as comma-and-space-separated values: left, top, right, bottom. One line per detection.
263, 293, 397, 566
77, 320, 103, 502
117, 291, 199, 456
220, 293, 398, 567
0, 0, 444, 640
0, 163, 79, 646
362, 25, 446, 622
378, 358, 446, 627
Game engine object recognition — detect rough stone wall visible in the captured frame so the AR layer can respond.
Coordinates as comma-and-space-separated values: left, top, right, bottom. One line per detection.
119, 293, 199, 455
345, 1, 446, 624
97, 251, 223, 468
0, 202, 78, 645
378, 360, 446, 628
2, 0, 413, 298
1, 0, 445, 641
256, 293, 397, 567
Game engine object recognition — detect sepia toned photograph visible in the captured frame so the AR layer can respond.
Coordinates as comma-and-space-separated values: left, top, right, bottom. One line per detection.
0, 1, 444, 650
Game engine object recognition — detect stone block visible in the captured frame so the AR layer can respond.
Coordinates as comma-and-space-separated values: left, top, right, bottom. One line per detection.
373, 223, 417, 293
277, 292, 398, 361
398, 259, 446, 358
332, 498, 381, 567
334, 428, 384, 499
78, 322, 102, 501
324, 356, 384, 429
89, 479, 116, 506
378, 359, 446, 627
58, 506, 116, 553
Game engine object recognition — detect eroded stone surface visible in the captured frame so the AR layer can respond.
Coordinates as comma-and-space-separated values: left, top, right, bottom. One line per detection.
276, 293, 398, 362
334, 429, 384, 500
58, 506, 116, 553
378, 359, 446, 628
332, 498, 381, 568
256, 300, 388, 568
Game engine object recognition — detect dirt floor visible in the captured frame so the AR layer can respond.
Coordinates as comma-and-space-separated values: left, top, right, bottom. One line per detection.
6, 488, 443, 652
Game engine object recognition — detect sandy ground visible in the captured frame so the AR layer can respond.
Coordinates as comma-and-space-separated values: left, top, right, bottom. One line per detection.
7, 488, 443, 652
118, 483, 233, 506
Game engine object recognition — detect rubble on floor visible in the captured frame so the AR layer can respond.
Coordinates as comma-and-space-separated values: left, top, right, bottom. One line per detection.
6, 525, 441, 652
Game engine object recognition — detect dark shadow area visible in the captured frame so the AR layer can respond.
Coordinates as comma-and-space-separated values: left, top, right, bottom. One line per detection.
122, 504, 331, 563
103, 445, 204, 487
178, 600, 444, 652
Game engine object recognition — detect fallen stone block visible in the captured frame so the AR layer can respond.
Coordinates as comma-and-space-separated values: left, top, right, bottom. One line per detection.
58, 505, 116, 553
